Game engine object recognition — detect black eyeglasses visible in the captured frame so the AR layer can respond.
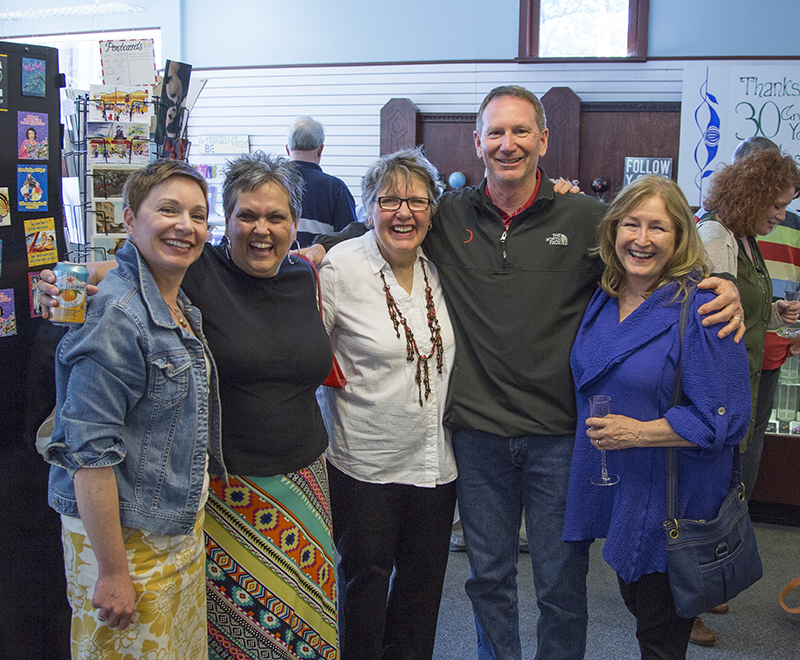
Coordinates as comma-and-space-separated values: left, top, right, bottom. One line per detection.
377, 196, 431, 212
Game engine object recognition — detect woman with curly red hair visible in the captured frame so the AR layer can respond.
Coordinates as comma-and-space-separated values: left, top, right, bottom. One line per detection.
698, 149, 800, 457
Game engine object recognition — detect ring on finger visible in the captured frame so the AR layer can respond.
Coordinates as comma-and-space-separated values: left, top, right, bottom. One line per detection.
732, 315, 742, 325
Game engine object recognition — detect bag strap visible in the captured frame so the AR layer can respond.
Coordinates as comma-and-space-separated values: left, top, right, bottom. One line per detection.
666, 287, 744, 524
665, 289, 693, 521
780, 577, 800, 613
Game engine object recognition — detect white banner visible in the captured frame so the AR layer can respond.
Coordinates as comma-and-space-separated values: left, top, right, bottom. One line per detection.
678, 64, 800, 207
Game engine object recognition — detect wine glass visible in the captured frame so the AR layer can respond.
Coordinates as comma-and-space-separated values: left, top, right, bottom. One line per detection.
777, 278, 800, 338
589, 394, 619, 486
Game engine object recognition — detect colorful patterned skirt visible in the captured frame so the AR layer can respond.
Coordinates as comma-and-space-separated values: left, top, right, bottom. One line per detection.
205, 455, 338, 660
61, 510, 208, 660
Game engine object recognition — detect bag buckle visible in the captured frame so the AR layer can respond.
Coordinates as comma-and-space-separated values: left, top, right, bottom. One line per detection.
669, 519, 679, 539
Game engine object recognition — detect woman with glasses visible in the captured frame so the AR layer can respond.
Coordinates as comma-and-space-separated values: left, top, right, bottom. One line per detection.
316, 148, 457, 660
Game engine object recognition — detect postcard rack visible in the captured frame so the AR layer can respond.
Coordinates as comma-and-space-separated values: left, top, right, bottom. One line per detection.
61, 93, 189, 261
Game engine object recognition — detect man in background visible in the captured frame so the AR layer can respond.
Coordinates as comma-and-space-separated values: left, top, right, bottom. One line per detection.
287, 116, 357, 246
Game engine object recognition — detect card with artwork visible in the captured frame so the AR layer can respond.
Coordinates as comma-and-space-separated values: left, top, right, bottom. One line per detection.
92, 167, 136, 200
89, 84, 153, 122
91, 234, 128, 261
21, 57, 46, 97
17, 165, 48, 212
18, 111, 48, 160
94, 200, 126, 234
155, 60, 192, 149
87, 121, 150, 165
0, 289, 16, 338
28, 271, 43, 317
0, 54, 7, 110
0, 187, 9, 226
24, 216, 58, 267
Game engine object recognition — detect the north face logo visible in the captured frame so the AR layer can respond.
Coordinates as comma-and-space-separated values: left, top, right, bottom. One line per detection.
546, 233, 568, 246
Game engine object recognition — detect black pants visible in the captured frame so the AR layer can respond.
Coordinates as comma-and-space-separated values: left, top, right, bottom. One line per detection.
328, 463, 457, 660
617, 572, 695, 660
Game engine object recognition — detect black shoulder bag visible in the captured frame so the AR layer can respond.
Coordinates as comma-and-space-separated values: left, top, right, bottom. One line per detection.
663, 289, 763, 619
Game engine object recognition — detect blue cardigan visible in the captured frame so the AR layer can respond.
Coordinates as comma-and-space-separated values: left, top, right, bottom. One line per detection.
563, 282, 751, 582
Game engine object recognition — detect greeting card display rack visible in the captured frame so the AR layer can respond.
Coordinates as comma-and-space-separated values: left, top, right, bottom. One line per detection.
61, 93, 188, 262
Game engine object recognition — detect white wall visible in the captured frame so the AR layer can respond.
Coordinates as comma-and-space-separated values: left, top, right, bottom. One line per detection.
182, 0, 517, 67
648, 0, 799, 58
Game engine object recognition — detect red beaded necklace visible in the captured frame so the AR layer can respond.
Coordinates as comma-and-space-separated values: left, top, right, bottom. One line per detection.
379, 259, 444, 406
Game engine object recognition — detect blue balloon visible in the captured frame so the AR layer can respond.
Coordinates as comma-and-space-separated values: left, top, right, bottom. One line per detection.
448, 171, 466, 189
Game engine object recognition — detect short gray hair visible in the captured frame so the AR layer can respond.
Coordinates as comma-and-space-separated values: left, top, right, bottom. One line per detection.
476, 85, 546, 135
288, 117, 325, 151
733, 136, 780, 161
361, 147, 443, 226
222, 151, 304, 222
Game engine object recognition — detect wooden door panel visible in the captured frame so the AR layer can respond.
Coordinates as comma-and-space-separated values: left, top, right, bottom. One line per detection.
380, 97, 682, 199
578, 103, 681, 201
419, 116, 484, 190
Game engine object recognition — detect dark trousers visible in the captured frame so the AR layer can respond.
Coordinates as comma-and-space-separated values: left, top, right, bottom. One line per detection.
617, 572, 695, 660
328, 463, 457, 660
743, 366, 781, 496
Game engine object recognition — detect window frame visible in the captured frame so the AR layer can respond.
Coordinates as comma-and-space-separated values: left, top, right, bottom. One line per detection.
518, 0, 649, 61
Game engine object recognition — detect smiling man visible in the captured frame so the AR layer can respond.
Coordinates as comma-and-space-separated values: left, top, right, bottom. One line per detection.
424, 86, 607, 660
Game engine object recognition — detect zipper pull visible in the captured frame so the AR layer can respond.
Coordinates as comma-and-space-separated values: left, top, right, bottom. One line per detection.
500, 229, 508, 262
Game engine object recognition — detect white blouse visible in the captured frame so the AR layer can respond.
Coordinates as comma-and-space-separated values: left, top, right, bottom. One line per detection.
317, 231, 457, 487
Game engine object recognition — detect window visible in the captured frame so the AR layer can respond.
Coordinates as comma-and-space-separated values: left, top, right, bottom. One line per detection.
518, 0, 649, 59
13, 28, 161, 89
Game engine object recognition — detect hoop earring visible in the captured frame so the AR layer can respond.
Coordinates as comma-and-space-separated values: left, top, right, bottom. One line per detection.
287, 239, 300, 264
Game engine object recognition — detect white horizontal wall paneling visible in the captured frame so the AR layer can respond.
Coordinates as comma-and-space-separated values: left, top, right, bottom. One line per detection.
183, 60, 707, 198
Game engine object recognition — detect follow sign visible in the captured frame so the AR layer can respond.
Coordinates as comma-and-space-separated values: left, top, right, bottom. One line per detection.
624, 157, 673, 185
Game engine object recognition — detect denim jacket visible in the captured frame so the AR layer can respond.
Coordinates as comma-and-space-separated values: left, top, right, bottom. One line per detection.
45, 241, 227, 536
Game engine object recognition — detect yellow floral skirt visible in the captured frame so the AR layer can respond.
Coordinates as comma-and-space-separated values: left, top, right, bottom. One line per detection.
61, 510, 208, 660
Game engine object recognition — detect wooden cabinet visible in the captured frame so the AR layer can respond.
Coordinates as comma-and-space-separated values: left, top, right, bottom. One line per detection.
751, 434, 800, 508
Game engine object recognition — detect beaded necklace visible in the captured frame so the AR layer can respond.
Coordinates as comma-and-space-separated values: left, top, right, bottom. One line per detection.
379, 259, 444, 406
166, 302, 188, 328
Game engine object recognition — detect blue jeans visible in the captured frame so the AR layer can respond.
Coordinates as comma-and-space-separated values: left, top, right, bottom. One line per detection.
453, 429, 589, 660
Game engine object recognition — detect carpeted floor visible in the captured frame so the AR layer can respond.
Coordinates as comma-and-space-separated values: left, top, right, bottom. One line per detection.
434, 523, 800, 659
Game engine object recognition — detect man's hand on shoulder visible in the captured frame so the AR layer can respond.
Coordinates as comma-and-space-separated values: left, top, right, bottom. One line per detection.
300, 244, 327, 266
697, 276, 745, 342
551, 178, 582, 195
